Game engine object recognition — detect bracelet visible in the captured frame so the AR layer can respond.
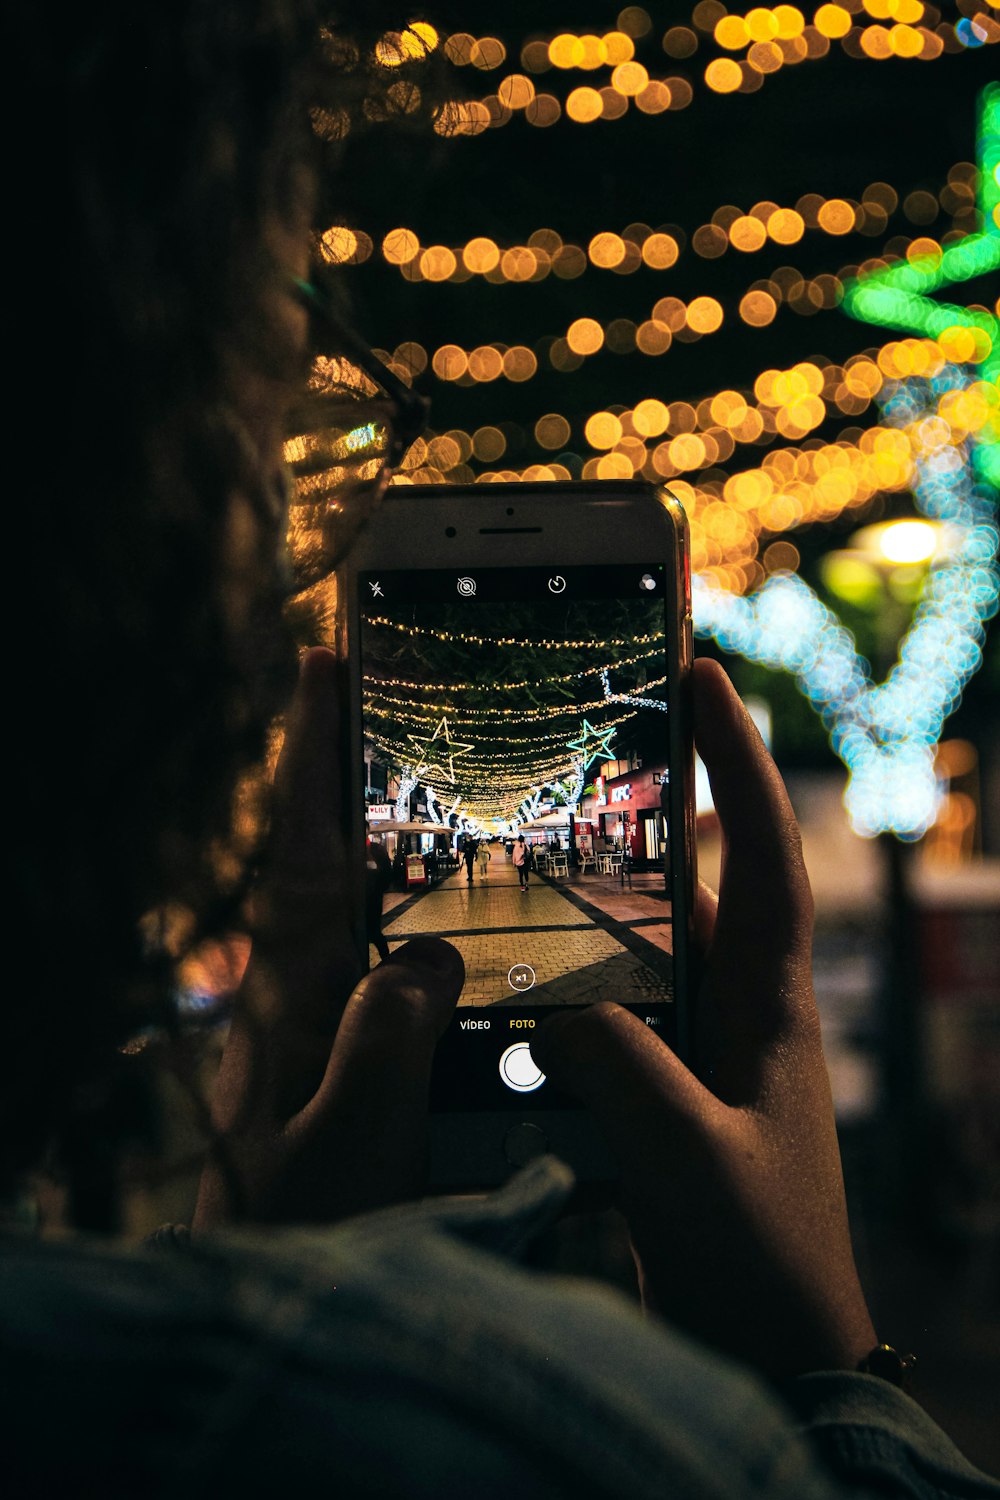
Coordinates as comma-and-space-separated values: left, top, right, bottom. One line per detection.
857, 1343, 917, 1388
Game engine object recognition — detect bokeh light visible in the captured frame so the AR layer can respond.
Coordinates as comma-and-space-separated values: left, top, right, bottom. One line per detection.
567, 317, 605, 354
705, 57, 743, 91
877, 519, 941, 564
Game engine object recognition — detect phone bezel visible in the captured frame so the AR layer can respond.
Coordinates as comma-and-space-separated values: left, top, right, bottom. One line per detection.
338, 481, 695, 1188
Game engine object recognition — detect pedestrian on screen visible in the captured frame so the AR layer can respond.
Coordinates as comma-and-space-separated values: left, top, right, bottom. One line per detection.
365, 837, 392, 962
463, 837, 477, 885
513, 835, 529, 892
477, 842, 491, 880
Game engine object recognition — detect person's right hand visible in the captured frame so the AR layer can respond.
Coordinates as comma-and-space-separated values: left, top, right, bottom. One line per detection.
531, 658, 877, 1380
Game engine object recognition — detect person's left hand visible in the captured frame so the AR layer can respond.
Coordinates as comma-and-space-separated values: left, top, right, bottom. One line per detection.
194, 647, 464, 1231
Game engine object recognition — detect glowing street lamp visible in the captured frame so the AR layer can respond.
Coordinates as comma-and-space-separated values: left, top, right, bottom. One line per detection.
850, 518, 958, 568
820, 516, 958, 623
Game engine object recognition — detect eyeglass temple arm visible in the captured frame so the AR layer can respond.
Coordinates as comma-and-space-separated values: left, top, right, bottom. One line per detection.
292, 276, 429, 451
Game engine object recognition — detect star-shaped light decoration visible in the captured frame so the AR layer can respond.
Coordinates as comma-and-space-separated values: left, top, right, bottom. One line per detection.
841, 82, 999, 487
405, 715, 473, 785
566, 718, 617, 771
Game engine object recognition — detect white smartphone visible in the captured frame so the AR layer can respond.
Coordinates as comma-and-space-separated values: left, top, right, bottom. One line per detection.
339, 481, 696, 1190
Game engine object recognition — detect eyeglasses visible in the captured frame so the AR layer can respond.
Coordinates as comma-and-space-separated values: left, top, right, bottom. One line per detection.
284, 277, 429, 575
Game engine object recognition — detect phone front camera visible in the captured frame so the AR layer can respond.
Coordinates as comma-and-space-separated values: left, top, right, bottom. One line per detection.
445, 526, 457, 538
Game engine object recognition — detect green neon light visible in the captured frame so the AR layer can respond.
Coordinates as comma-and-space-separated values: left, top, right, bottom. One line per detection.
845, 279, 997, 338
981, 79, 999, 226
841, 84, 999, 493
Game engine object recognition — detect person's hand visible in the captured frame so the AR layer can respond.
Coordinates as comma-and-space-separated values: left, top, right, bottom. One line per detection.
194, 647, 464, 1231
531, 658, 876, 1379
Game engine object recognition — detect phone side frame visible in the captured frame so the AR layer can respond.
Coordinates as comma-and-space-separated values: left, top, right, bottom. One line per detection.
336, 481, 696, 1184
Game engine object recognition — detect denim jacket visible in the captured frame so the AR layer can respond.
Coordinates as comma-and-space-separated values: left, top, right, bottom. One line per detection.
2, 1157, 997, 1498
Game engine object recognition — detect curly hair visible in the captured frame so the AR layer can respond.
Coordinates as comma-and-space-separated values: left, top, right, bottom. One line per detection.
7, 1, 447, 1225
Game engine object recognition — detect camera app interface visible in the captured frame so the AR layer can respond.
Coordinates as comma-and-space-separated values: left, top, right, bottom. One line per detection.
360, 565, 676, 1091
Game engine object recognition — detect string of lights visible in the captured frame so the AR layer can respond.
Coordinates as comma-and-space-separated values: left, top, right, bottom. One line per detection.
407, 329, 968, 425
367, 674, 638, 819
367, 700, 634, 757
388, 334, 996, 599
363, 701, 609, 744
392, 333, 990, 481
361, 646, 662, 693
601, 668, 669, 714
408, 271, 990, 380
363, 615, 664, 648
373, 739, 604, 793
363, 701, 625, 748
328, 177, 974, 278
363, 677, 668, 720
368, 9, 999, 92
374, 735, 617, 798
368, 736, 626, 779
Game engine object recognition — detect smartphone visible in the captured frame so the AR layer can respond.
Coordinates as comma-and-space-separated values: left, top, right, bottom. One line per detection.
340, 481, 695, 1189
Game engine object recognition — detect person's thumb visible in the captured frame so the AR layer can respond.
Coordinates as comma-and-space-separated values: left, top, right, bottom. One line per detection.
530, 1003, 716, 1167
274, 937, 465, 1221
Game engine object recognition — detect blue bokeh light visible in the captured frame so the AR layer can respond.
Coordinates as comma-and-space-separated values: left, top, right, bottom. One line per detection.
694, 367, 999, 839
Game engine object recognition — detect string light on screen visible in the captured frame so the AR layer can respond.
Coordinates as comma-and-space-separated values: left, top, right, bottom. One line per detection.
366, 639, 642, 818
601, 667, 669, 713
422, 784, 443, 824
394, 770, 419, 823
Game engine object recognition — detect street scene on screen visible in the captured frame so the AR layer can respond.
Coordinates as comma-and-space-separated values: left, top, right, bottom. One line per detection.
361, 577, 676, 1006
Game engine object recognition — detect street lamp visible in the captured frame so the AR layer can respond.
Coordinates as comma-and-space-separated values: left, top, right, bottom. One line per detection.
821, 515, 960, 693
850, 517, 961, 569
821, 517, 959, 620
820, 513, 962, 1207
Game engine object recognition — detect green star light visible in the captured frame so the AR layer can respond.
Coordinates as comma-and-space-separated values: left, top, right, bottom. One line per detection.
567, 718, 617, 771
841, 83, 999, 489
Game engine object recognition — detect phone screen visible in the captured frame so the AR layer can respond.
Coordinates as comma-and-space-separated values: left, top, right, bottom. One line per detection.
359, 563, 681, 1111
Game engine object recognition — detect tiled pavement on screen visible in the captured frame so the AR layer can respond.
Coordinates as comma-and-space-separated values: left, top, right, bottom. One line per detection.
377, 865, 673, 1007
